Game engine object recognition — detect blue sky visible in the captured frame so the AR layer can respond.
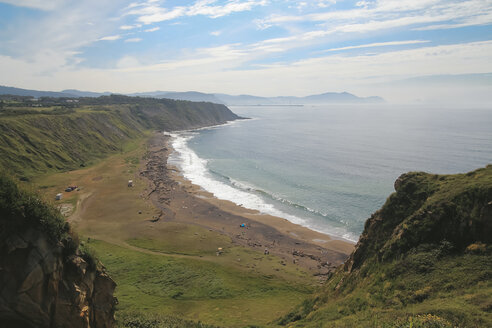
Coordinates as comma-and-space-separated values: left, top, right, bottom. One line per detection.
0, 0, 491, 103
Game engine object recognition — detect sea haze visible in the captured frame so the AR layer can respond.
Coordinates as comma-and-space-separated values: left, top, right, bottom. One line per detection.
169, 105, 492, 242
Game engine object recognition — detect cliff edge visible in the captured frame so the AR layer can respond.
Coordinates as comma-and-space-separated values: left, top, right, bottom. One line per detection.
0, 174, 117, 328
279, 165, 492, 327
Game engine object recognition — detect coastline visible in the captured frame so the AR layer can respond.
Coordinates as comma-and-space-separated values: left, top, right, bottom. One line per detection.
141, 131, 355, 276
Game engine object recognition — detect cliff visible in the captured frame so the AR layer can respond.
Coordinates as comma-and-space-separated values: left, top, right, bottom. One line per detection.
346, 166, 492, 272
279, 165, 492, 327
0, 174, 116, 327
0, 95, 239, 178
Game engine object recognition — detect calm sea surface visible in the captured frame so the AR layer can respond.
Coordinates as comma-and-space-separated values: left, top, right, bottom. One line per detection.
169, 105, 492, 242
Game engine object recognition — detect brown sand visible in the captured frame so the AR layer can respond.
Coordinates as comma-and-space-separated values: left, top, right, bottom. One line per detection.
140, 132, 355, 276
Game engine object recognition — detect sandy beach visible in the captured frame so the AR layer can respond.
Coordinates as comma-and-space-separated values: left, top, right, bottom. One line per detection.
140, 132, 355, 277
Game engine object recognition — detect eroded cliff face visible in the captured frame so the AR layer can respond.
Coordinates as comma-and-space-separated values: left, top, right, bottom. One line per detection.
0, 228, 116, 328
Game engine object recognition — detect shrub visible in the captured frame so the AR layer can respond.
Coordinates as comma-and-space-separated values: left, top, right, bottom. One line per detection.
0, 173, 69, 244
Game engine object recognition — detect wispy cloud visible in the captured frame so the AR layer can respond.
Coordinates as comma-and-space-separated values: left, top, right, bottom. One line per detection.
125, 0, 268, 25
259, 0, 492, 33
120, 24, 141, 30
324, 40, 431, 52
0, 0, 66, 11
1, 0, 491, 104
249, 0, 492, 58
99, 35, 122, 41
144, 26, 160, 32
0, 1, 126, 63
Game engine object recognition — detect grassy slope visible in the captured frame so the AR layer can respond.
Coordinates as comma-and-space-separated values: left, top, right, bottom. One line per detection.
280, 166, 492, 327
0, 108, 146, 178
0, 97, 238, 179
34, 136, 317, 328
3, 96, 314, 327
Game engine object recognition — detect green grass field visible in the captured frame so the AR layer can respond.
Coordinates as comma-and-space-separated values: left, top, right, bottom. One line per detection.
87, 239, 314, 327
31, 133, 317, 328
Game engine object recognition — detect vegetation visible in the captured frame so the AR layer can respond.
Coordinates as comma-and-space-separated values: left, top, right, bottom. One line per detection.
0, 94, 238, 179
279, 166, 492, 327
0, 172, 69, 243
117, 312, 219, 328
3, 93, 490, 327
92, 239, 313, 327
32, 132, 316, 328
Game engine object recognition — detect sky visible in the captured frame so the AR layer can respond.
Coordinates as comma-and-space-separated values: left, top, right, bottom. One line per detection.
0, 0, 491, 104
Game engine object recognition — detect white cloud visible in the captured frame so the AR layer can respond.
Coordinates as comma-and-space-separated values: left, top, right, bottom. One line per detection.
210, 30, 222, 36
261, 0, 492, 34
99, 35, 122, 41
0, 0, 66, 11
120, 24, 141, 30
124, 37, 142, 42
317, 0, 336, 8
0, 1, 128, 63
247, 0, 492, 58
144, 26, 160, 32
324, 40, 430, 52
125, 0, 268, 24
2, 41, 491, 105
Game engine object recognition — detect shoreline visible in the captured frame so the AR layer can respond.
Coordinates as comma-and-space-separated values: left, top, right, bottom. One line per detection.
168, 122, 358, 243
140, 131, 355, 276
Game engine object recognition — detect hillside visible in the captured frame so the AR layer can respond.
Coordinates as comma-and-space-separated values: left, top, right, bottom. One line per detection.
280, 166, 492, 327
0, 95, 239, 179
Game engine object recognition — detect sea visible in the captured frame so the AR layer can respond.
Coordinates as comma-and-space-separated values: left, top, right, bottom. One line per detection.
168, 104, 492, 242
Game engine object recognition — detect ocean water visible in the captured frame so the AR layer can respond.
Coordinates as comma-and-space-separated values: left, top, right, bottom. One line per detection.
168, 105, 492, 242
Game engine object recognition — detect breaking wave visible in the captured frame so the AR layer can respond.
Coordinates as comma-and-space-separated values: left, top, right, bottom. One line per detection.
168, 130, 358, 242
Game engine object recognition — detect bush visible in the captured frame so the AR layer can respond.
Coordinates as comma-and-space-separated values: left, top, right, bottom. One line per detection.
0, 173, 69, 243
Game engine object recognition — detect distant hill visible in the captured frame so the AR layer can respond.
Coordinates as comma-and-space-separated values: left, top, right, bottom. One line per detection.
0, 85, 73, 98
139, 91, 384, 106
131, 91, 225, 104
61, 89, 112, 97
142, 91, 385, 105
0, 85, 384, 104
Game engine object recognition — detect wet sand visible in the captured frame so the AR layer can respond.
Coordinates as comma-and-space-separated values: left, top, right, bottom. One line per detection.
140, 132, 355, 277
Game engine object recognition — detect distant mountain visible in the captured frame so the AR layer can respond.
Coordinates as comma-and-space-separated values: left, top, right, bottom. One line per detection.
132, 91, 225, 104
61, 89, 111, 97
0, 85, 73, 98
0, 85, 384, 104
215, 91, 384, 105
134, 91, 384, 105
214, 93, 273, 105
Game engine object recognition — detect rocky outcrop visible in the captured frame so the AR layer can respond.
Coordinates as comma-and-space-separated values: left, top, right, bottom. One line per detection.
0, 228, 116, 328
345, 166, 492, 272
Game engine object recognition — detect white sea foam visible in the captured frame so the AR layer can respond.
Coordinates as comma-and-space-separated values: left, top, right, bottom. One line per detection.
168, 130, 358, 243
170, 132, 308, 226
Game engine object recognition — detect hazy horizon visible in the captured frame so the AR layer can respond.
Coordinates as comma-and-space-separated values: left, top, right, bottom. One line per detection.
0, 1, 491, 105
